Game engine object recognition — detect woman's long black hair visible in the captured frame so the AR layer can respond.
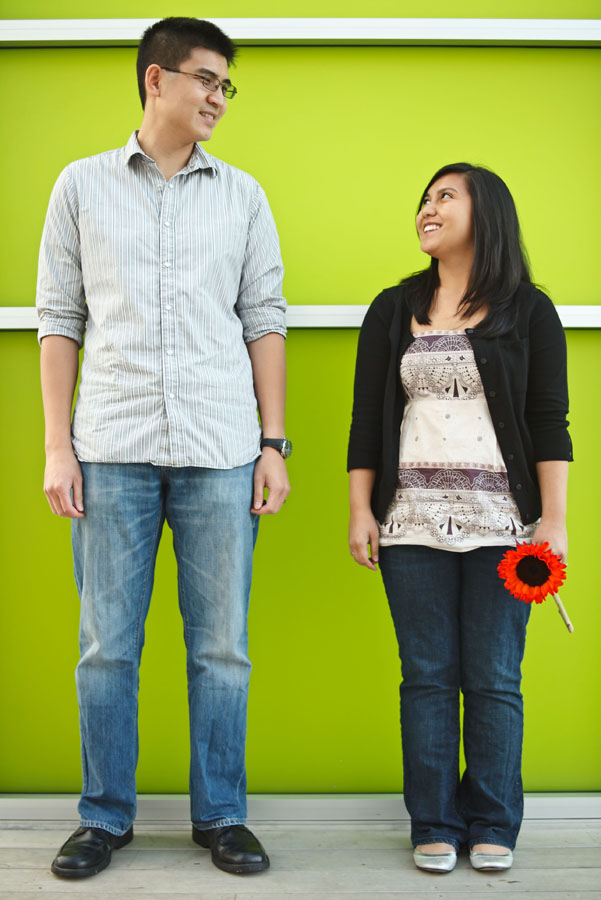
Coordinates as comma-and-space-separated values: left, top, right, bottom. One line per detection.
403, 162, 532, 337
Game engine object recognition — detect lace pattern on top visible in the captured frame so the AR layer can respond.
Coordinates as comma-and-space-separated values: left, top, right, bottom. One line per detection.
379, 330, 535, 551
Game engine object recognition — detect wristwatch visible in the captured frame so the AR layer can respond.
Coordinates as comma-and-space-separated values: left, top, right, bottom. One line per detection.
260, 438, 293, 459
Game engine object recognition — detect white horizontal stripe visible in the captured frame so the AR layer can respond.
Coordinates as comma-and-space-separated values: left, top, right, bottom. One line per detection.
3, 305, 601, 330
0, 793, 599, 821
2, 18, 600, 46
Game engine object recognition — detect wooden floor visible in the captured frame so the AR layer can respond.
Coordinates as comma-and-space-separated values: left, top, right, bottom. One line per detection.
1, 819, 600, 899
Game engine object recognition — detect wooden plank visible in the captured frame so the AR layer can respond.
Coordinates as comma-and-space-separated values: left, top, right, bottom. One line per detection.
1, 823, 599, 897
0, 893, 597, 900
0, 882, 600, 900
236, 892, 601, 900
0, 895, 236, 900
238, 895, 601, 899
1, 860, 601, 892
2, 845, 601, 871
1, 823, 599, 850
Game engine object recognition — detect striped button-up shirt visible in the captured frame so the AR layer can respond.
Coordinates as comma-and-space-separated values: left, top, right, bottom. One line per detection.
36, 131, 286, 469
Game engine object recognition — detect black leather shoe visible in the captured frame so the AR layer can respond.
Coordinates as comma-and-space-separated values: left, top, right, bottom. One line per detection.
192, 824, 269, 874
51, 825, 133, 878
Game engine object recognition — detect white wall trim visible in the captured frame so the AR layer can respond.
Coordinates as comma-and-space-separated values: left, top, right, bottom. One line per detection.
3, 305, 601, 331
1, 18, 601, 47
1, 793, 600, 823
1, 307, 39, 330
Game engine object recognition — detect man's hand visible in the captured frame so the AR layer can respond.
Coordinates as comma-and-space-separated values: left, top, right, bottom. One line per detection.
251, 448, 290, 515
44, 448, 84, 518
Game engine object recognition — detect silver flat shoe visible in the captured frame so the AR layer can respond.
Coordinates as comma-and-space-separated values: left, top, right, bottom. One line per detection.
470, 849, 513, 871
413, 849, 457, 873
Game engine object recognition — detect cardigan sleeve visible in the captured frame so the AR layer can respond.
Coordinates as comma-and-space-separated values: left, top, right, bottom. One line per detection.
524, 289, 573, 462
347, 292, 393, 471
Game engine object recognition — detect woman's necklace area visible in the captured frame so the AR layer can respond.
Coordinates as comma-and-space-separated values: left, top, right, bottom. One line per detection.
422, 292, 487, 332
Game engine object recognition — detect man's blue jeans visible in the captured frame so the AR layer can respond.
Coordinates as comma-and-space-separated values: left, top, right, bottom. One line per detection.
71, 461, 259, 837
379, 544, 530, 851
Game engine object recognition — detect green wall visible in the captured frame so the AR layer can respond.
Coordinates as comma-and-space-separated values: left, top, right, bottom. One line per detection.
1, 7, 600, 793
3, 1, 600, 19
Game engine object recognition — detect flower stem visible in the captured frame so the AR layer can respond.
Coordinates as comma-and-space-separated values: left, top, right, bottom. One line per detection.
553, 593, 574, 633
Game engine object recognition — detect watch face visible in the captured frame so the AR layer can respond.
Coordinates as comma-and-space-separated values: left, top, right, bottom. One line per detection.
281, 438, 293, 458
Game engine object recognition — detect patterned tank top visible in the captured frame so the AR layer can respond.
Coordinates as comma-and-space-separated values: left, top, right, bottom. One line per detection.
379, 329, 536, 551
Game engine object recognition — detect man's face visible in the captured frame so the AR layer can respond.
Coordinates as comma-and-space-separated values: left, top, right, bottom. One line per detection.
157, 47, 230, 143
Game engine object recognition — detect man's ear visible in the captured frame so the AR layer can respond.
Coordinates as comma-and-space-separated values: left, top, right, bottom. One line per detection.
145, 64, 162, 101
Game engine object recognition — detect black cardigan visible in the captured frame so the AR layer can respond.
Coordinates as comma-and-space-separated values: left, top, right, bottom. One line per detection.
347, 282, 573, 525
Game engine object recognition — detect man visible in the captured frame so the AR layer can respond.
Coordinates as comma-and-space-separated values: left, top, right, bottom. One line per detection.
37, 17, 290, 880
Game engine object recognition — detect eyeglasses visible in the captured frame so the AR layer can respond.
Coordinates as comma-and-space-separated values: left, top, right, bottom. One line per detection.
160, 66, 237, 99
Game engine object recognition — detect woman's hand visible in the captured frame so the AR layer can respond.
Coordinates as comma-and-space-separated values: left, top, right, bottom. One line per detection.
349, 468, 379, 570
533, 460, 569, 562
532, 519, 568, 563
349, 507, 380, 571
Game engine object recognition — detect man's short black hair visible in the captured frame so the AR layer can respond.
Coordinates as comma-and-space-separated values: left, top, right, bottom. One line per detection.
137, 17, 237, 108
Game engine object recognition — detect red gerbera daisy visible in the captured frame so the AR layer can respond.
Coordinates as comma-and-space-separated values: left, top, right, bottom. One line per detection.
497, 541, 566, 604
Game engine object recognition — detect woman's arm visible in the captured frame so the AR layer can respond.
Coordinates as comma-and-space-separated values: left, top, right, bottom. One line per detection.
349, 469, 379, 570
532, 460, 568, 561
523, 292, 571, 560
525, 291, 572, 462
347, 292, 393, 470
347, 290, 397, 569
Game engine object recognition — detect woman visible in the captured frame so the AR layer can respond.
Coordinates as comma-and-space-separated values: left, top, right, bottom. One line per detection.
348, 163, 571, 873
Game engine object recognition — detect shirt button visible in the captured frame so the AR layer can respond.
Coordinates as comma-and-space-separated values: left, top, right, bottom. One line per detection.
169, 183, 175, 190
163, 261, 171, 268
507, 453, 514, 461
167, 350, 174, 356
498, 421, 505, 428
164, 222, 171, 228
489, 390, 496, 398
165, 305, 172, 311
480, 357, 487, 364
515, 483, 523, 491
466, 328, 474, 334
169, 392, 175, 399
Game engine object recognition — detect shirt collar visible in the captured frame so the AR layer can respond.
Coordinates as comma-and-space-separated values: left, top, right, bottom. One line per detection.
123, 131, 218, 177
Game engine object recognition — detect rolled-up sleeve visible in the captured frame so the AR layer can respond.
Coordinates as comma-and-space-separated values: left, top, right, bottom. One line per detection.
236, 182, 286, 343
36, 165, 87, 346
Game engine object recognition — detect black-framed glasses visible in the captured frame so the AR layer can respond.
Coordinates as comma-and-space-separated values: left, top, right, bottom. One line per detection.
160, 66, 237, 99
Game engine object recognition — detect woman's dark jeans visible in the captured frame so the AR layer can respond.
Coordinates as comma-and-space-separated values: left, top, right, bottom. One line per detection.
379, 544, 530, 851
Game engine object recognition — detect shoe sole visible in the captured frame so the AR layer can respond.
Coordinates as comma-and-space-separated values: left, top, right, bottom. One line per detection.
50, 828, 133, 879
51, 856, 112, 879
211, 854, 270, 874
414, 862, 456, 874
192, 829, 269, 874
470, 851, 512, 872
472, 863, 512, 871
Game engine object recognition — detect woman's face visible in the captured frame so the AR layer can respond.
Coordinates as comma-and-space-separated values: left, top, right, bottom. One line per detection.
416, 172, 474, 261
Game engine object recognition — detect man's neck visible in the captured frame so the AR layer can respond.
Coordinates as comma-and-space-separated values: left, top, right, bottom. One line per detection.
136, 124, 196, 181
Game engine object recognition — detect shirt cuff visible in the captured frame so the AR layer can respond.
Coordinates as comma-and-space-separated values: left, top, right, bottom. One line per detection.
37, 317, 85, 348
